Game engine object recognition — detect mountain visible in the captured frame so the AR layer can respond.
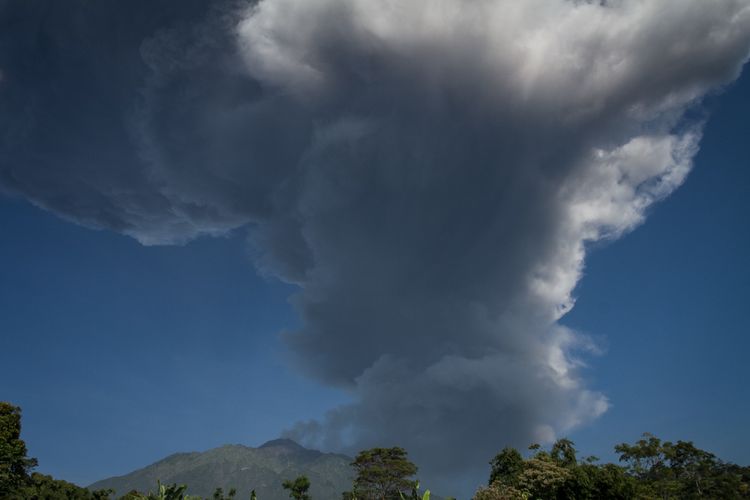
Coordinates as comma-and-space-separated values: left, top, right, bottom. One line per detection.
88, 439, 354, 499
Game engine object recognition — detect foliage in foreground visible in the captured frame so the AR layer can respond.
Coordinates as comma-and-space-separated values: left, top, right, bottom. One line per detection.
0, 402, 39, 496
5, 472, 112, 500
118, 481, 248, 500
281, 476, 312, 500
476, 435, 750, 499
344, 446, 419, 500
282, 475, 310, 500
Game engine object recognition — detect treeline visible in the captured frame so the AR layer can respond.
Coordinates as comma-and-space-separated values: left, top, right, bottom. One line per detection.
3, 401, 750, 499
477, 436, 750, 499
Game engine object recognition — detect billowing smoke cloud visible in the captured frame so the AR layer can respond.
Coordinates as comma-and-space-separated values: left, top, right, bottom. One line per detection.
1, 0, 749, 491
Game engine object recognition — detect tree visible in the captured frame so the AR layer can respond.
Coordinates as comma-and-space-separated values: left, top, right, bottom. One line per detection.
516, 455, 571, 500
615, 433, 668, 481
489, 447, 524, 487
351, 447, 418, 500
484, 440, 637, 500
0, 402, 38, 496
473, 481, 526, 500
9, 472, 113, 500
550, 438, 577, 468
282, 475, 311, 500
615, 433, 750, 499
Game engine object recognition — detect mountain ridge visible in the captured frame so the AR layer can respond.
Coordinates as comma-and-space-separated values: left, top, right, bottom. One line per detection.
88, 439, 354, 499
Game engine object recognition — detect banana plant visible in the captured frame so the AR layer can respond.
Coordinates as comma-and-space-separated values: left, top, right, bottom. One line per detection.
399, 481, 430, 500
150, 481, 192, 500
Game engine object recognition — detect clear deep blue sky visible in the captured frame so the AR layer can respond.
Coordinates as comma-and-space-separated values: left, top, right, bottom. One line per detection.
1, 64, 749, 488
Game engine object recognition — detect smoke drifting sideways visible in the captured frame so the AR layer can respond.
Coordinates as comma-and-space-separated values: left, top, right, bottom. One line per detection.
1, 0, 750, 490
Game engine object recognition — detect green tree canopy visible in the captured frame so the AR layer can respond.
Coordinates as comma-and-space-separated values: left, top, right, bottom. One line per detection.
8, 473, 113, 500
479, 435, 750, 500
489, 447, 524, 487
350, 447, 418, 500
0, 402, 38, 496
615, 433, 750, 498
481, 439, 636, 500
550, 438, 577, 468
282, 475, 311, 500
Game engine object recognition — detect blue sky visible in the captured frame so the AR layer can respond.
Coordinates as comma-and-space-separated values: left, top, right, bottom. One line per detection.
1, 1, 749, 495
562, 70, 750, 465
0, 199, 352, 484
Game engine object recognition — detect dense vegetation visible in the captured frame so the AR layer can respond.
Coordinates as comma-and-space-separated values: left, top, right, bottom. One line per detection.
3, 401, 750, 499
476, 437, 750, 499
